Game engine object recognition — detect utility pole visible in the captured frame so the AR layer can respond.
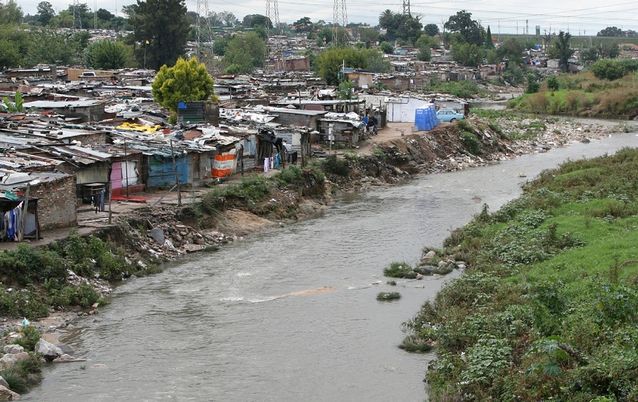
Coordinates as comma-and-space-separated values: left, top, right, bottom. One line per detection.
19, 184, 30, 242
124, 142, 129, 198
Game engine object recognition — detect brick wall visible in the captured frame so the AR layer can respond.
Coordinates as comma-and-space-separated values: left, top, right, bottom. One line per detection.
28, 175, 77, 230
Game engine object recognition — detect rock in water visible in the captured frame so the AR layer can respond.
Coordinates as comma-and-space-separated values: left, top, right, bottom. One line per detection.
423, 250, 436, 261
36, 339, 63, 362
0, 385, 20, 400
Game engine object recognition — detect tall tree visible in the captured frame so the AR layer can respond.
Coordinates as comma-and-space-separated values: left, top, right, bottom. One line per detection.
36, 1, 55, 25
423, 23, 439, 37
85, 40, 132, 69
293, 17, 313, 33
597, 26, 623, 37
222, 32, 267, 74
0, 0, 23, 24
152, 57, 214, 113
550, 31, 573, 72
444, 10, 483, 45
378, 10, 422, 44
219, 11, 238, 27
128, 0, 189, 70
242, 14, 272, 29
484, 25, 494, 48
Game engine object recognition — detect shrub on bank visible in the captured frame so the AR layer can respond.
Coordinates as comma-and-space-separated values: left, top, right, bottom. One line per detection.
404, 148, 638, 400
14, 326, 41, 352
0, 232, 136, 319
0, 353, 42, 394
321, 155, 350, 177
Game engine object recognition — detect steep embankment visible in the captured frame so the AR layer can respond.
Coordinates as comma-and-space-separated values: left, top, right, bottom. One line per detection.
402, 149, 638, 401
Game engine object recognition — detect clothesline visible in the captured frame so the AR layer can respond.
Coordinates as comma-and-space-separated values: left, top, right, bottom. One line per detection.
0, 201, 23, 242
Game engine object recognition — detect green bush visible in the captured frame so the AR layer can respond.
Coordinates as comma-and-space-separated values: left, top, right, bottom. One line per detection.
590, 59, 638, 80
0, 352, 42, 394
0, 245, 67, 286
321, 155, 351, 177
0, 288, 49, 319
377, 291, 401, 301
399, 334, 432, 353
383, 262, 416, 278
0, 369, 28, 394
547, 76, 560, 91
14, 325, 41, 352
202, 175, 273, 214
460, 131, 481, 155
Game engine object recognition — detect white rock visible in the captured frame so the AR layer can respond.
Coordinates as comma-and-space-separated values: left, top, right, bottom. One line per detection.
2, 345, 23, 355
0, 384, 20, 400
35, 339, 63, 361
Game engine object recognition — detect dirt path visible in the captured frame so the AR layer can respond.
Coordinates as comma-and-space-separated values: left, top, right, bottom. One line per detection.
357, 123, 415, 155
357, 122, 454, 155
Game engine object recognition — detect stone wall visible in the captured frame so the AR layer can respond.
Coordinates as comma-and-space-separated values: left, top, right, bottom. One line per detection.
28, 175, 77, 230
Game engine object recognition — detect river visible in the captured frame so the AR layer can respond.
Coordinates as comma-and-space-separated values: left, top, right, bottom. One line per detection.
27, 133, 638, 402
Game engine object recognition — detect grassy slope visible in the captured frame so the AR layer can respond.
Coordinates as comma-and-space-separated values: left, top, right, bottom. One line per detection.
404, 148, 638, 401
509, 71, 638, 118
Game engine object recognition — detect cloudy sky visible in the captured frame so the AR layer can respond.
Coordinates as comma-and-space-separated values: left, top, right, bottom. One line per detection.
15, 0, 638, 35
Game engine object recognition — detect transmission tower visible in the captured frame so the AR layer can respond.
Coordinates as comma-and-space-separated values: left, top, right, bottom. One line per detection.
266, 0, 280, 33
72, 0, 82, 30
196, 0, 215, 67
333, 0, 348, 44
402, 0, 411, 16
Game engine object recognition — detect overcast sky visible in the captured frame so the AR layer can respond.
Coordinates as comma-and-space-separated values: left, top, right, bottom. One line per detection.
15, 0, 638, 35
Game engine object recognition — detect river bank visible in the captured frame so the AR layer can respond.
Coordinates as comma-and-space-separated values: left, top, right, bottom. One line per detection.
24, 130, 638, 401
402, 148, 638, 401
0, 115, 632, 397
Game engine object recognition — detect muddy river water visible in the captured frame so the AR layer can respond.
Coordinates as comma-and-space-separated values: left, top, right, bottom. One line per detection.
27, 132, 638, 401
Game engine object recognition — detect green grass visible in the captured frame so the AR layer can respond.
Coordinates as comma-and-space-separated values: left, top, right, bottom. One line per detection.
509, 71, 638, 118
424, 80, 485, 98
201, 166, 326, 215
405, 148, 638, 401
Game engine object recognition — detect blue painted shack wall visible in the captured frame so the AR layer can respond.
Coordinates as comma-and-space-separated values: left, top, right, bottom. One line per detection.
147, 155, 190, 188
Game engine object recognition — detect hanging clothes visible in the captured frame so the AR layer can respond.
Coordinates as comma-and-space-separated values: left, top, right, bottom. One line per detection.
264, 157, 270, 173
6, 210, 15, 241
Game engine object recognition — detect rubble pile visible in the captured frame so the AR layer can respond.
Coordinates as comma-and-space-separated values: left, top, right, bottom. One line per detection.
107, 207, 232, 261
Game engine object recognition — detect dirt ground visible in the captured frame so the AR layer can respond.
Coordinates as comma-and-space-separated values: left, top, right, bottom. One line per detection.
357, 122, 451, 155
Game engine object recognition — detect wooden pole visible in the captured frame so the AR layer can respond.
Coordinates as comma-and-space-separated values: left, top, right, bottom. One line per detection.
124, 141, 129, 198
170, 139, 182, 206
107, 180, 112, 224
19, 184, 30, 241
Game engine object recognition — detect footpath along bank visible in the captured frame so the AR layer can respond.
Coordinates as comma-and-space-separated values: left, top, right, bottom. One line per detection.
0, 114, 630, 397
